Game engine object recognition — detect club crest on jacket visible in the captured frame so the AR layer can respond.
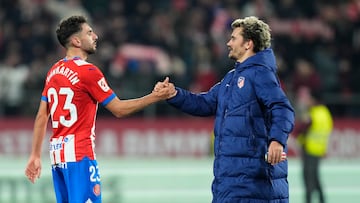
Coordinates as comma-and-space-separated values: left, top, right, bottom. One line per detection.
237, 76, 245, 88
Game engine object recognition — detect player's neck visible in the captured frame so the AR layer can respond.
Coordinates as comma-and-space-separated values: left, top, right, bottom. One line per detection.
65, 48, 88, 61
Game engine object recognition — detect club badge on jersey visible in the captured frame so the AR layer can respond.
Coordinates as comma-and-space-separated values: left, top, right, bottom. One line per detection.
97, 77, 110, 92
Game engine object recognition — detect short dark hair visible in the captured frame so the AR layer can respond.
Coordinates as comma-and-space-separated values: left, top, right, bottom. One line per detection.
56, 15, 87, 47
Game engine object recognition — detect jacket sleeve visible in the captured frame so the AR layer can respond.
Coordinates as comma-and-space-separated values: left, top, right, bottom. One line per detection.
253, 68, 295, 147
166, 83, 219, 117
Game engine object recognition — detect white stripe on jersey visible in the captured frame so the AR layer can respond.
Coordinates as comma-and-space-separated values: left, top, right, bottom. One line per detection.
74, 59, 90, 66
64, 134, 76, 162
91, 105, 97, 160
50, 148, 55, 165
50, 136, 63, 164
49, 134, 76, 164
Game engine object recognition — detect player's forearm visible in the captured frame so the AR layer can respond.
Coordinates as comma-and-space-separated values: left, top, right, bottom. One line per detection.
30, 114, 48, 157
108, 94, 159, 118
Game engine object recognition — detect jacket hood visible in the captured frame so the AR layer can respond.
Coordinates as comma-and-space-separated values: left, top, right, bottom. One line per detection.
235, 48, 277, 73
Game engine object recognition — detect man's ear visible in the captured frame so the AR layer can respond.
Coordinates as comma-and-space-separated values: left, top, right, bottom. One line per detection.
246, 40, 253, 50
70, 36, 81, 48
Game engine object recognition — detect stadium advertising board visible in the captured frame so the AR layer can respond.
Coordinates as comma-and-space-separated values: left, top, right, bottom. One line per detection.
0, 118, 359, 158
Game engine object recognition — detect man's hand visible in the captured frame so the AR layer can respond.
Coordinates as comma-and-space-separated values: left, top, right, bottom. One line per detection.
266, 141, 286, 165
153, 77, 177, 99
25, 156, 42, 183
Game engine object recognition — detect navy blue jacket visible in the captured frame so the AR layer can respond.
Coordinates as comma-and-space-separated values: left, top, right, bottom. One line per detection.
167, 48, 295, 203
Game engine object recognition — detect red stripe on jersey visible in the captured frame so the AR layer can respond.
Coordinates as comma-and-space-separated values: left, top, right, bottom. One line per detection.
60, 142, 65, 163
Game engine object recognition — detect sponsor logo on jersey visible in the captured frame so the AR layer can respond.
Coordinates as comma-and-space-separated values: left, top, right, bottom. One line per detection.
50, 136, 64, 151
237, 76, 245, 88
49, 135, 76, 164
52, 162, 68, 169
97, 77, 110, 92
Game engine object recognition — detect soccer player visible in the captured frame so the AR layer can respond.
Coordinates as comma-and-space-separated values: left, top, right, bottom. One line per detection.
155, 16, 295, 202
24, 15, 173, 203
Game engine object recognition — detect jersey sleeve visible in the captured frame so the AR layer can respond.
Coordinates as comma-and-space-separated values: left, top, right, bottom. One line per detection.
41, 78, 50, 102
81, 65, 116, 106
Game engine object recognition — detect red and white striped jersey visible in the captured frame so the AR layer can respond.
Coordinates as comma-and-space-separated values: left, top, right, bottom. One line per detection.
41, 57, 116, 164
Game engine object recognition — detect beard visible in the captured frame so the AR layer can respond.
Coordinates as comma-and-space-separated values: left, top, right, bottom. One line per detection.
85, 47, 96, 55
85, 41, 97, 55
228, 51, 237, 60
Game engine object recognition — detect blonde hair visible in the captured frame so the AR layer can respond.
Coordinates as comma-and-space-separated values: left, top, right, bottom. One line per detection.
231, 16, 271, 52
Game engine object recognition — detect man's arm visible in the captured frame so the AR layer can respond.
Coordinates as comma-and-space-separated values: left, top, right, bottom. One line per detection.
253, 68, 295, 165
105, 77, 175, 118
25, 100, 50, 183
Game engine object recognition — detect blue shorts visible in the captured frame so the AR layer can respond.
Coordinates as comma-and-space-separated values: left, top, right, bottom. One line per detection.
51, 157, 102, 203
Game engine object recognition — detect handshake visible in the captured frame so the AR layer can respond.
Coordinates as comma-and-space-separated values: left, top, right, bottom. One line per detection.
152, 77, 178, 100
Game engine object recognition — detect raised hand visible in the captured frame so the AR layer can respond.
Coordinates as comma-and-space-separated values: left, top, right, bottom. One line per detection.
153, 77, 177, 99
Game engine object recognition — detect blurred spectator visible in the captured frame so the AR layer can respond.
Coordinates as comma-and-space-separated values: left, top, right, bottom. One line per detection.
241, 0, 275, 18
45, 0, 91, 20
291, 58, 322, 94
275, 53, 291, 92
190, 62, 218, 93
272, 0, 301, 18
293, 86, 333, 203
338, 58, 353, 97
0, 51, 29, 116
313, 44, 338, 92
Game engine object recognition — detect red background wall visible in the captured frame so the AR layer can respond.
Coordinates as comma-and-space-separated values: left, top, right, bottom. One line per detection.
0, 118, 359, 158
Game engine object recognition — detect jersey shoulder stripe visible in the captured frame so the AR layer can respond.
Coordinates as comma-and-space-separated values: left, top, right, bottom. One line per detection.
73, 59, 90, 66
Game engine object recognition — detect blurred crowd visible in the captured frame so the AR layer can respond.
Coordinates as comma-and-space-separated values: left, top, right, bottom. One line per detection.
0, 0, 359, 118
